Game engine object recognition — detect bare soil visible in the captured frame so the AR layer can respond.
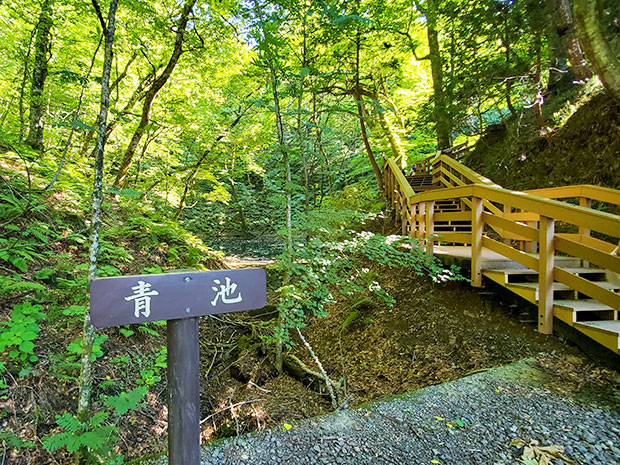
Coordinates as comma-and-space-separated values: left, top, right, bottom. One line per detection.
2, 262, 618, 464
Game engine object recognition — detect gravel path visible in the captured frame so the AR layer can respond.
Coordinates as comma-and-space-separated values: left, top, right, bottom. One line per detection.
146, 359, 620, 465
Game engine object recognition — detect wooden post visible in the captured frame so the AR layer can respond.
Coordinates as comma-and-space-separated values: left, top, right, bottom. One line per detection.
418, 202, 426, 241
410, 203, 416, 238
579, 197, 591, 237
502, 204, 511, 245
538, 216, 555, 334
425, 201, 435, 255
471, 197, 483, 287
167, 317, 201, 465
401, 199, 407, 235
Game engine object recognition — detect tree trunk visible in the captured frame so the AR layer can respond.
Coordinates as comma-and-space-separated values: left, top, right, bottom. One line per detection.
546, 2, 570, 93
79, 52, 142, 156
424, 0, 451, 150
76, 0, 119, 426
26, 0, 53, 151
311, 93, 333, 197
18, 28, 36, 143
173, 103, 252, 220
354, 32, 384, 192
574, 0, 620, 104
47, 36, 103, 190
555, 0, 593, 81
113, 0, 196, 188
229, 178, 249, 237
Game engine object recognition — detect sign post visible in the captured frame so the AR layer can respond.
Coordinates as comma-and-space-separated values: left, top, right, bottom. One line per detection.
90, 268, 267, 465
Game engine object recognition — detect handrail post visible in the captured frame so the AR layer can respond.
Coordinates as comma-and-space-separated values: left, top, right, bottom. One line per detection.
410, 203, 417, 238
425, 201, 435, 255
579, 197, 591, 238
401, 197, 408, 235
538, 216, 555, 335
471, 196, 483, 287
419, 202, 426, 241
579, 197, 591, 267
502, 204, 511, 245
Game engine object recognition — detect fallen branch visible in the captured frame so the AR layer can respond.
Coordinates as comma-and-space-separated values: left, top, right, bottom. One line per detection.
199, 399, 266, 424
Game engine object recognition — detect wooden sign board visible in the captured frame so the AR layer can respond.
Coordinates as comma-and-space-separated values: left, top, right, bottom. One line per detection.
90, 267, 267, 465
90, 268, 266, 328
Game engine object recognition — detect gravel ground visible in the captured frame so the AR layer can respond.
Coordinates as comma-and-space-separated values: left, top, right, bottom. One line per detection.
146, 359, 620, 465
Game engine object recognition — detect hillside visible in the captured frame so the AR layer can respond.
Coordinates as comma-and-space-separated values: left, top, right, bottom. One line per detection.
464, 85, 620, 193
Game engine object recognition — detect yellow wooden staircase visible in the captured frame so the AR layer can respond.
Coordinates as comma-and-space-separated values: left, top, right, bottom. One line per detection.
385, 154, 620, 355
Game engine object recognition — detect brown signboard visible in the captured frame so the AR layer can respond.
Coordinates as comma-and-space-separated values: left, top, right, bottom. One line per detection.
90, 268, 266, 328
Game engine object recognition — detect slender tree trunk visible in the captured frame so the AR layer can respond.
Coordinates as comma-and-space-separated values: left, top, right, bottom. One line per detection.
173, 104, 252, 220
376, 101, 407, 167
555, 0, 593, 81
574, 0, 620, 104
18, 28, 36, 143
76, 0, 118, 426
297, 23, 311, 225
27, 0, 53, 150
79, 52, 141, 156
229, 178, 249, 237
423, 0, 452, 150
546, 3, 569, 93
113, 0, 196, 188
354, 32, 384, 192
311, 92, 333, 197
47, 36, 103, 190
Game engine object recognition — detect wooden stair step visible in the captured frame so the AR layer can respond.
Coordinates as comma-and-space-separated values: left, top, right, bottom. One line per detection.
553, 299, 616, 325
553, 299, 614, 311
511, 281, 619, 290
574, 321, 620, 353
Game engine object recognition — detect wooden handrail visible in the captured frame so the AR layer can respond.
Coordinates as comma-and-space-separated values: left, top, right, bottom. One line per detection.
386, 158, 415, 198
524, 185, 620, 206
384, 154, 620, 345
433, 155, 498, 187
407, 184, 620, 238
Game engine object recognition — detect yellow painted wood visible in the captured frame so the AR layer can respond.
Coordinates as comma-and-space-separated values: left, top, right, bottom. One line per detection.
434, 232, 472, 244
553, 306, 576, 325
503, 212, 541, 222
482, 237, 539, 271
440, 167, 466, 187
573, 323, 620, 354
409, 203, 417, 238
579, 197, 592, 237
538, 216, 555, 334
579, 235, 618, 253
386, 158, 415, 198
482, 270, 509, 285
555, 236, 620, 274
471, 197, 483, 287
434, 211, 471, 221
482, 212, 538, 241
504, 283, 538, 303
418, 202, 426, 240
436, 155, 498, 186
426, 201, 435, 255
554, 267, 620, 311
410, 184, 619, 238
525, 185, 620, 206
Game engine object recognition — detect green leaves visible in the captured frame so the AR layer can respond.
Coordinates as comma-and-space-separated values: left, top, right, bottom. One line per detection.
43, 411, 118, 455
51, 120, 95, 131
103, 386, 148, 415
0, 303, 45, 371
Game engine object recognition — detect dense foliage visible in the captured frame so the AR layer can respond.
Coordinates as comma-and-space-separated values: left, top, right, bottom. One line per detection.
0, 0, 618, 462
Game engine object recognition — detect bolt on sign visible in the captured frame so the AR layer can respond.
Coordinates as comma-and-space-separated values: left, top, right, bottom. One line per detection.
90, 268, 266, 328
90, 268, 267, 465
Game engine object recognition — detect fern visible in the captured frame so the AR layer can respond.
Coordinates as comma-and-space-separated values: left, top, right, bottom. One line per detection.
103, 386, 147, 415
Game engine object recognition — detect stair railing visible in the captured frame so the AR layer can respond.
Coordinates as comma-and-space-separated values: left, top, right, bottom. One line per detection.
384, 157, 620, 335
